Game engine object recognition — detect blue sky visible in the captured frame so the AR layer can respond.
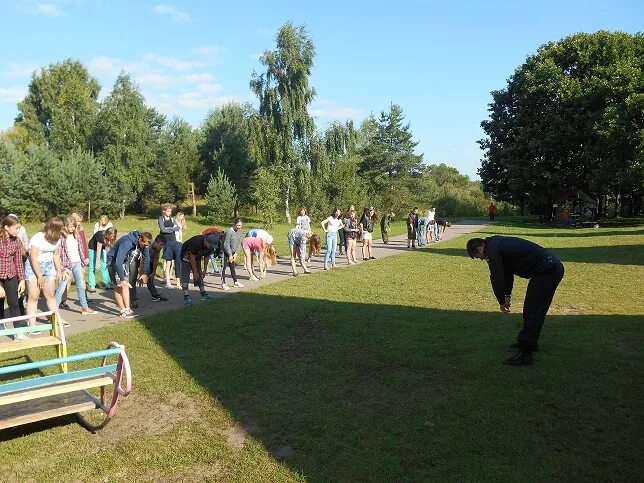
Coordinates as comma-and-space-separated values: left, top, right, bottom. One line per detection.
0, 0, 642, 178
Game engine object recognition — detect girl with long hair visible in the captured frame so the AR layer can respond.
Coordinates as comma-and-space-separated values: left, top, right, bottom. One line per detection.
158, 204, 182, 289
55, 216, 96, 316
93, 214, 113, 235
0, 215, 27, 335
360, 207, 377, 260
25, 218, 64, 330
87, 227, 117, 292
321, 207, 344, 270
288, 228, 311, 276
343, 209, 361, 264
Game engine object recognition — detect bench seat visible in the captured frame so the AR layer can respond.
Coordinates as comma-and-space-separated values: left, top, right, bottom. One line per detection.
0, 336, 63, 354
0, 391, 98, 430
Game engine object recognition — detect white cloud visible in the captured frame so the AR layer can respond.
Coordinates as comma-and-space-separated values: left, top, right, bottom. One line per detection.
137, 72, 175, 89
192, 45, 221, 57
152, 4, 191, 23
35, 3, 61, 16
310, 99, 367, 121
144, 54, 205, 72
3, 63, 38, 78
182, 73, 215, 83
0, 87, 26, 104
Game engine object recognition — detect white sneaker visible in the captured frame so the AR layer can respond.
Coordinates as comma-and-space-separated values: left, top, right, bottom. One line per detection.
221, 283, 230, 291
233, 281, 244, 288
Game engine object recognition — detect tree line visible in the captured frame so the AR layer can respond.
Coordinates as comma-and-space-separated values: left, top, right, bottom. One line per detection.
1, 22, 497, 223
479, 31, 644, 218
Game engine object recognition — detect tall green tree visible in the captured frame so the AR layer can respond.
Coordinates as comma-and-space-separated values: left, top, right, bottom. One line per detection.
250, 22, 316, 222
93, 73, 163, 214
359, 104, 423, 195
15, 59, 100, 152
151, 117, 200, 206
479, 31, 644, 216
200, 103, 257, 206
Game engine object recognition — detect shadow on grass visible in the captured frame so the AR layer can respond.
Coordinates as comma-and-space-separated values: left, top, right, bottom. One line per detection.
427, 245, 644, 266
137, 292, 642, 481
478, 228, 644, 238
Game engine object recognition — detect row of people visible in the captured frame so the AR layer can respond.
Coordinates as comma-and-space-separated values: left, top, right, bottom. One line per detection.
407, 207, 451, 248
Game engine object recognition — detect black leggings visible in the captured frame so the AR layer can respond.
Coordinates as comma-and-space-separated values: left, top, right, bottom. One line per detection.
0, 277, 21, 320
221, 256, 237, 284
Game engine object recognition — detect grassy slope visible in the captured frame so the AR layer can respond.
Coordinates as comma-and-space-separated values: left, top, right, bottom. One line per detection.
1, 220, 642, 482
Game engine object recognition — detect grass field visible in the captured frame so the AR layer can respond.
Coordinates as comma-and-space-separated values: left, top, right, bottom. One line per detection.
2, 219, 642, 481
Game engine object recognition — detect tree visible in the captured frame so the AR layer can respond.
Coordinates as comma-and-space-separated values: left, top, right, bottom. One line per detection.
200, 103, 257, 206
93, 73, 162, 214
250, 22, 316, 223
479, 31, 644, 217
15, 59, 100, 152
151, 117, 201, 206
206, 169, 238, 223
1, 145, 116, 220
252, 166, 282, 227
359, 104, 423, 195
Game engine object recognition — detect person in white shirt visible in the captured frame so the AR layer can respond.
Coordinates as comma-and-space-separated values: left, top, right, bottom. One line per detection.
321, 208, 344, 270
296, 207, 311, 233
93, 214, 114, 235
426, 207, 437, 243
25, 218, 64, 329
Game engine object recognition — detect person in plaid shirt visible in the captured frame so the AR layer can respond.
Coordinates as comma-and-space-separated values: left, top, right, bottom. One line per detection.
54, 216, 96, 316
0, 215, 26, 333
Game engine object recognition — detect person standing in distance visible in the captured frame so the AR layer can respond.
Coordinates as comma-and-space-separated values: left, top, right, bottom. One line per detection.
466, 236, 564, 365
221, 218, 244, 291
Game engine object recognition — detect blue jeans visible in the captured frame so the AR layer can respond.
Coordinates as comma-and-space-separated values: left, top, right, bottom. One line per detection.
55, 262, 89, 309
88, 248, 110, 289
324, 232, 337, 266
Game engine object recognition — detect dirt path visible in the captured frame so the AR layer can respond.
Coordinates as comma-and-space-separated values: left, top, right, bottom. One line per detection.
15, 220, 489, 337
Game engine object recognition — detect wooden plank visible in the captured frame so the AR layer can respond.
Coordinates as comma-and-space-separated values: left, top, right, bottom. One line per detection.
0, 400, 97, 429
0, 391, 91, 418
0, 365, 117, 394
0, 375, 114, 406
0, 336, 63, 354
0, 324, 53, 337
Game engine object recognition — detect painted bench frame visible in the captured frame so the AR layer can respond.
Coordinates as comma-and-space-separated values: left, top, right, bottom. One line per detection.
0, 313, 132, 432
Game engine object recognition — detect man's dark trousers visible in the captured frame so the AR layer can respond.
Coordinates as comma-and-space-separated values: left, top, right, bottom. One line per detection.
518, 259, 565, 350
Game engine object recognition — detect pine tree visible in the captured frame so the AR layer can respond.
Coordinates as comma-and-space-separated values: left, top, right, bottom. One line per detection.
206, 169, 238, 223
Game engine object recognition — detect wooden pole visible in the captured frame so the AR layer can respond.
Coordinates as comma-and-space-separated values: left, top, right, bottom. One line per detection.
190, 182, 197, 217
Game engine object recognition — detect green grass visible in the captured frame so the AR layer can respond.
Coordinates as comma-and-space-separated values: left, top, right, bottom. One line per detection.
1, 220, 642, 481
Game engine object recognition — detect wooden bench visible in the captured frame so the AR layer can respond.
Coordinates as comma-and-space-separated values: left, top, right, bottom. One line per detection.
0, 313, 132, 432
0, 311, 68, 372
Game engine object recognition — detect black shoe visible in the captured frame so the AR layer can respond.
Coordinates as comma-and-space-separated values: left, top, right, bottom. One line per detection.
510, 342, 539, 352
152, 295, 168, 302
131, 301, 139, 309
503, 350, 533, 365
59, 302, 70, 309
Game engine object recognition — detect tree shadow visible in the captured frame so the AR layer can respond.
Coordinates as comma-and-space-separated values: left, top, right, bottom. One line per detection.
477, 228, 644, 238
427, 245, 644, 266
137, 293, 642, 481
